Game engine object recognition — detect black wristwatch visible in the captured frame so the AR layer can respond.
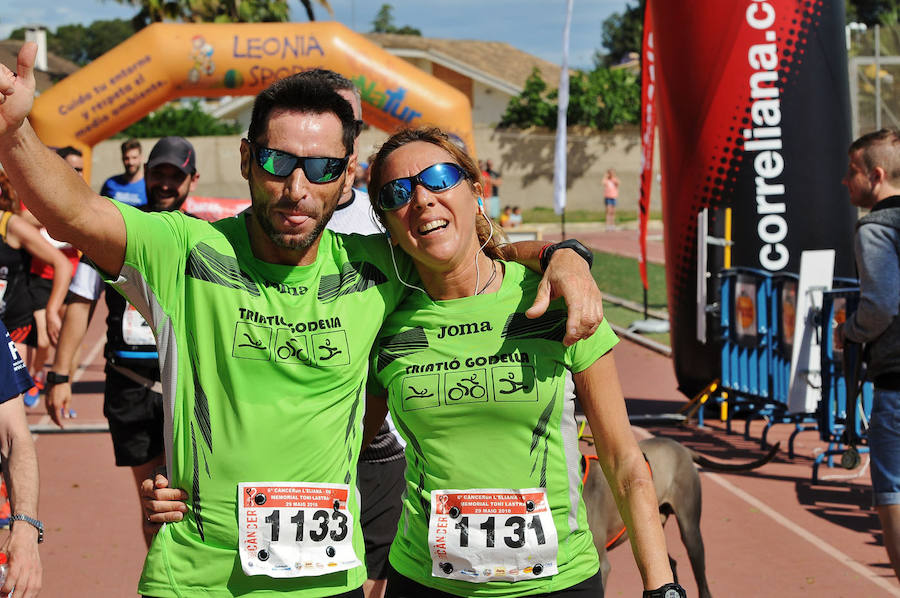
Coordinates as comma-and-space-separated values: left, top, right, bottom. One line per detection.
643, 582, 686, 598
11, 513, 44, 543
45, 371, 70, 385
539, 239, 594, 272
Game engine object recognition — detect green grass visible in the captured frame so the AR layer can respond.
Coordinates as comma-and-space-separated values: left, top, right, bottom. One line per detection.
591, 250, 668, 309
589, 250, 671, 346
602, 304, 672, 346
522, 206, 664, 224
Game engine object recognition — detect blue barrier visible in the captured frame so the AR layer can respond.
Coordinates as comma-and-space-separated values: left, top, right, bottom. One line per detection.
756, 272, 818, 457
812, 287, 873, 482
711, 271, 874, 481
717, 268, 776, 435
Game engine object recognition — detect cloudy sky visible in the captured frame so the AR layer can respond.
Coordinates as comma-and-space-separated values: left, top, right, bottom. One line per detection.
0, 0, 631, 69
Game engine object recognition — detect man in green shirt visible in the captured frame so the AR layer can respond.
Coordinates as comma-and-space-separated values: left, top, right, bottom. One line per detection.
0, 44, 603, 597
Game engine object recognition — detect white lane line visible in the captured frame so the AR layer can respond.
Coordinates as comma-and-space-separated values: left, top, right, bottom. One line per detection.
34, 331, 107, 430
704, 471, 900, 597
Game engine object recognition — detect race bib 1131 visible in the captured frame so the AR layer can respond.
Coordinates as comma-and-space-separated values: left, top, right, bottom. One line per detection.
428, 488, 559, 583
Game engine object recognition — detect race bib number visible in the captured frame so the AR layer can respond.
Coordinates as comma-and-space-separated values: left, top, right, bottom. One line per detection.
237, 482, 361, 578
429, 488, 559, 583
121, 303, 155, 346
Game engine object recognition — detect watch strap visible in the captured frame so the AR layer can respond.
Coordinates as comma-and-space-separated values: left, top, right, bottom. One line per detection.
539, 239, 594, 272
11, 513, 44, 543
45, 371, 70, 385
643, 582, 686, 598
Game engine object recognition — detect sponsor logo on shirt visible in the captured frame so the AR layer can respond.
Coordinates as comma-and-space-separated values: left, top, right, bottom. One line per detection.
436, 320, 493, 339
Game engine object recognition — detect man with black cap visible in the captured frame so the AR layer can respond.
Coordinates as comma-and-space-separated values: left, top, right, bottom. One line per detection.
44, 136, 198, 547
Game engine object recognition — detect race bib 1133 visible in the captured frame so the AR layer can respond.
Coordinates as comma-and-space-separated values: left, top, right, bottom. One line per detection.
237, 482, 361, 578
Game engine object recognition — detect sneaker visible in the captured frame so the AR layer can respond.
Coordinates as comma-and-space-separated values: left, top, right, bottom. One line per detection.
24, 385, 40, 407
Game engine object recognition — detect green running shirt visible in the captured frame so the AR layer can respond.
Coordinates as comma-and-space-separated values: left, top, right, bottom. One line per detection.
369, 262, 618, 597
108, 203, 409, 597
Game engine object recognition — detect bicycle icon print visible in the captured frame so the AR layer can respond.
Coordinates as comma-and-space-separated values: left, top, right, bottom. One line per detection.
232, 322, 351, 366
448, 373, 487, 401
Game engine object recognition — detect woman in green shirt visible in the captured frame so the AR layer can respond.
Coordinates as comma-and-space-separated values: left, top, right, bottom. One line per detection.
362, 127, 678, 598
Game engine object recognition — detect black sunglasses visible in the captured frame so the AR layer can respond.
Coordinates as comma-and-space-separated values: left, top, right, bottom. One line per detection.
247, 141, 349, 184
377, 162, 468, 211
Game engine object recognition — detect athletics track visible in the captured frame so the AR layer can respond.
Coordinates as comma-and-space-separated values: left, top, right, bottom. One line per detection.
5, 226, 899, 597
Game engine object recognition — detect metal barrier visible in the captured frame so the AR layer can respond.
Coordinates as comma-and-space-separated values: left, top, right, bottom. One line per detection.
718, 268, 773, 409
712, 272, 874, 475
812, 287, 873, 482
716, 268, 808, 446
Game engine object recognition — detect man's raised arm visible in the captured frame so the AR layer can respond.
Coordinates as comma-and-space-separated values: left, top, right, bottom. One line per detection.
507, 239, 604, 346
0, 42, 126, 277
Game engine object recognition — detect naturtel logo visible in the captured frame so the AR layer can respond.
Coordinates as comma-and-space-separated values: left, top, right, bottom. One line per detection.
352, 74, 422, 124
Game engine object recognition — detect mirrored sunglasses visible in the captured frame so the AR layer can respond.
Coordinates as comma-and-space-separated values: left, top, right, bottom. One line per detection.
250, 142, 349, 183
378, 162, 467, 211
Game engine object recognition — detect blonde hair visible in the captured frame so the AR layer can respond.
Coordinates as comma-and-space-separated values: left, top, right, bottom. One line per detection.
368, 127, 509, 260
0, 170, 19, 213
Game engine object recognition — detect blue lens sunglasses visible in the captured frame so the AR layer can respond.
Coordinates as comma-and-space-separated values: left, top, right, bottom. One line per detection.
247, 140, 349, 184
377, 162, 468, 211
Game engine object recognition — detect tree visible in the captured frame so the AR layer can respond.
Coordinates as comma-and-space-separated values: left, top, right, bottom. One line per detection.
848, 0, 900, 25
594, 0, 644, 68
371, 3, 422, 36
119, 101, 242, 137
10, 20, 135, 66
114, 0, 334, 28
500, 68, 555, 128
499, 66, 639, 131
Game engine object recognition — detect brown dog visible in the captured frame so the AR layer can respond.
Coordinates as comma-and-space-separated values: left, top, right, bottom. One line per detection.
582, 436, 779, 598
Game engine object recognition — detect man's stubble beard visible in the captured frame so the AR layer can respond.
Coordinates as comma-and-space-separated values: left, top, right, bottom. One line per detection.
250, 182, 342, 251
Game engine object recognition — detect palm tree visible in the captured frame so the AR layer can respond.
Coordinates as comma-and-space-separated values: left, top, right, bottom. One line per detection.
116, 0, 333, 27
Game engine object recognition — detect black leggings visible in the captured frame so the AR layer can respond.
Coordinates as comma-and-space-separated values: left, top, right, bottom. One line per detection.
384, 565, 603, 598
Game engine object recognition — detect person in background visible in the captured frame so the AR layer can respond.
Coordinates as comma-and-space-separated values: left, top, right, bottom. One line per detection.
509, 205, 523, 228
0, 318, 43, 598
45, 137, 199, 548
0, 170, 72, 397
354, 162, 368, 192
499, 204, 513, 228
479, 159, 493, 202
100, 138, 147, 208
292, 68, 399, 598
485, 158, 502, 220
20, 147, 82, 401
603, 169, 619, 231
840, 128, 900, 582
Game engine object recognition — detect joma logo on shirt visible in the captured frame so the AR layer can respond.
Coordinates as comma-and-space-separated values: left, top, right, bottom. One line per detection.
262, 280, 309, 296
436, 321, 493, 339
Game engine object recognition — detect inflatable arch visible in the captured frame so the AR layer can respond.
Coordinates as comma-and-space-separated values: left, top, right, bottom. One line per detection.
29, 22, 475, 180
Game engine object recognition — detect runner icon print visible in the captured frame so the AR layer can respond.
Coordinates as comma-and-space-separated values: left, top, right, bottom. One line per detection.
312, 331, 349, 365
493, 365, 536, 401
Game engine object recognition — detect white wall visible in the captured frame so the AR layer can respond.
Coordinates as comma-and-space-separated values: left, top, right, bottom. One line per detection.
472, 81, 513, 126
91, 126, 660, 214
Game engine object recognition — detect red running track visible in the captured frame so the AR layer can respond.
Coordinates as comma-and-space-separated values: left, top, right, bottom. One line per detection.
4, 225, 898, 597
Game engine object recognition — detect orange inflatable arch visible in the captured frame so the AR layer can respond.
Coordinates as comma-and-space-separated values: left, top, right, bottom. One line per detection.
30, 22, 475, 180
